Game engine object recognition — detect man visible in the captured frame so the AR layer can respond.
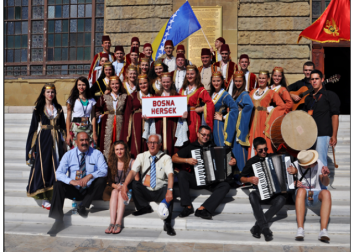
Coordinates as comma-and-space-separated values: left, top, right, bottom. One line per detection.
143, 43, 154, 67
238, 54, 258, 92
121, 134, 176, 236
112, 46, 125, 78
48, 132, 108, 234
125, 37, 145, 65
303, 69, 340, 167
172, 126, 235, 220
198, 48, 220, 92
89, 53, 109, 87
212, 44, 238, 92
287, 61, 315, 103
88, 35, 115, 80
170, 53, 186, 92
240, 137, 287, 241
287, 150, 331, 241
210, 37, 225, 63
175, 44, 192, 66
162, 40, 176, 72
119, 47, 139, 82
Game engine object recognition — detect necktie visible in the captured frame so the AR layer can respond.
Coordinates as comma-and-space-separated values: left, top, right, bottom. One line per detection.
80, 153, 87, 190
150, 156, 156, 189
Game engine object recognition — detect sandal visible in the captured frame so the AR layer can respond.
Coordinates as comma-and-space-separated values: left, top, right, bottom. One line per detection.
113, 224, 122, 234
105, 224, 114, 234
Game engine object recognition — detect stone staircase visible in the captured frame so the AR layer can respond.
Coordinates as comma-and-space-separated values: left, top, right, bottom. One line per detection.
4, 112, 350, 247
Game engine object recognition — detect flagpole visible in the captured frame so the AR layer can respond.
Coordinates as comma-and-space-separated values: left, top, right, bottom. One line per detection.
200, 27, 215, 56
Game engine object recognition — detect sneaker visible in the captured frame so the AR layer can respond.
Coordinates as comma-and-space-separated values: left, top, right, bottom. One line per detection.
295, 227, 304, 241
318, 229, 330, 241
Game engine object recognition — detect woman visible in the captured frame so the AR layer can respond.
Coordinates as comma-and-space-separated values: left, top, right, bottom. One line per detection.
121, 74, 154, 158
95, 76, 128, 159
270, 67, 293, 112
248, 70, 287, 158
90, 62, 115, 101
231, 71, 254, 171
122, 65, 138, 95
103, 141, 139, 234
209, 72, 238, 147
179, 65, 215, 143
148, 59, 168, 93
25, 83, 66, 210
154, 72, 188, 155
139, 57, 150, 75
66, 77, 97, 148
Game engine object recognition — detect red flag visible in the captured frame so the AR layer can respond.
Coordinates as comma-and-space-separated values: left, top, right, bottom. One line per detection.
297, 0, 350, 43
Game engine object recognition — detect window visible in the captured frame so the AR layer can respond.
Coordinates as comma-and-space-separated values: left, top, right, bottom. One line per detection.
4, 0, 104, 78
312, 0, 331, 23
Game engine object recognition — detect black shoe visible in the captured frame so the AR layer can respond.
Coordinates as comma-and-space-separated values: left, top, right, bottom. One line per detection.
179, 206, 194, 218
47, 220, 65, 236
195, 208, 212, 220
250, 225, 261, 239
261, 227, 273, 242
77, 206, 88, 218
164, 222, 176, 236
132, 206, 153, 216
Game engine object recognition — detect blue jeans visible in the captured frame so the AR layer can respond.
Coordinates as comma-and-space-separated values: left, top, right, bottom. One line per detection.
293, 189, 321, 207
313, 136, 330, 166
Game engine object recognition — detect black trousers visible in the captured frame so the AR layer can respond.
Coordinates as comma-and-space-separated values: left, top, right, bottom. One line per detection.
249, 190, 287, 230
49, 177, 106, 220
131, 180, 173, 224
177, 170, 230, 214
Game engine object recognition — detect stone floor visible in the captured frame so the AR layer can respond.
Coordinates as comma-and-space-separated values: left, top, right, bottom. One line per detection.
4, 234, 350, 252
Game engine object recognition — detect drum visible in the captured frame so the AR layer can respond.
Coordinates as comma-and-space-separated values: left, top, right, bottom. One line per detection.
270, 111, 318, 151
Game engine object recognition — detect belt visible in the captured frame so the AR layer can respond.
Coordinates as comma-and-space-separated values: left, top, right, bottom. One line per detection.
41, 125, 60, 130
188, 106, 196, 111
94, 92, 102, 96
72, 117, 90, 123
256, 106, 267, 111
133, 109, 142, 114
104, 110, 124, 115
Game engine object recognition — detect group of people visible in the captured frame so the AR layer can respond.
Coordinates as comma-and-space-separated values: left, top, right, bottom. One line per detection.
25, 35, 340, 241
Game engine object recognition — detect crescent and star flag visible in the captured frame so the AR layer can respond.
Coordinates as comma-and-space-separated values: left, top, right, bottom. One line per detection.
152, 1, 201, 61
297, 0, 350, 43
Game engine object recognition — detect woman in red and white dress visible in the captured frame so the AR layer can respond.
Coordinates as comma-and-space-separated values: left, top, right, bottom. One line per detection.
269, 66, 293, 113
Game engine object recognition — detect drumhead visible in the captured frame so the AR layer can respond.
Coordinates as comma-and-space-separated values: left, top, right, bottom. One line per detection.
281, 111, 318, 151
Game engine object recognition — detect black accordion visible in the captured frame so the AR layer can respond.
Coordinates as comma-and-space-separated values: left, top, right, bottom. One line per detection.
252, 154, 295, 200
191, 146, 232, 186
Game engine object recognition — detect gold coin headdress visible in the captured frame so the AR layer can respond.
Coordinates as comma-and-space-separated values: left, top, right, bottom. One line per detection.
233, 71, 244, 78
44, 83, 56, 89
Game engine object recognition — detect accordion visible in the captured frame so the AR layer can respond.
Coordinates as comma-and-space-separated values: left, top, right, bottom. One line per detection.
191, 146, 232, 186
252, 154, 295, 200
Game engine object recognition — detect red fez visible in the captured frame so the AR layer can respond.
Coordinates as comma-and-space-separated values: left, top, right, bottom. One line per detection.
216, 37, 225, 44
130, 47, 139, 54
176, 53, 185, 59
176, 45, 185, 51
220, 44, 230, 53
239, 54, 249, 60
164, 40, 173, 47
114, 46, 124, 52
101, 53, 109, 59
201, 48, 211, 56
131, 37, 140, 44
102, 35, 110, 43
143, 43, 152, 49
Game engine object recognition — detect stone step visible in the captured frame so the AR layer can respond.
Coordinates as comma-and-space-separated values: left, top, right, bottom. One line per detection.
4, 222, 350, 247
4, 205, 350, 234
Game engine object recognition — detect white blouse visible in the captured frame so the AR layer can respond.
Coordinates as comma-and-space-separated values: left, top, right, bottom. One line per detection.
67, 98, 96, 118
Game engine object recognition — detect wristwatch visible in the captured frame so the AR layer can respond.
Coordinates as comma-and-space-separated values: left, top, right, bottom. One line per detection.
167, 188, 173, 191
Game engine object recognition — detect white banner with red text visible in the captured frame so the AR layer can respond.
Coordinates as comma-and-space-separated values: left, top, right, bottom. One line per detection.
142, 96, 187, 118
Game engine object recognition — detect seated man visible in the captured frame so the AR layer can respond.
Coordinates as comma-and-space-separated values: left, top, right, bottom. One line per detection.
287, 150, 331, 242
121, 134, 175, 236
172, 125, 235, 220
240, 137, 287, 242
48, 132, 108, 234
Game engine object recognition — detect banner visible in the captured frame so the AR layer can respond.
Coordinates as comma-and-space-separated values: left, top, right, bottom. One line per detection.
142, 96, 187, 118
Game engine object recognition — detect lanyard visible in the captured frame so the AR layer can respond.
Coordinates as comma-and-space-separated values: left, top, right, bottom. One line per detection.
299, 167, 311, 189
80, 99, 88, 116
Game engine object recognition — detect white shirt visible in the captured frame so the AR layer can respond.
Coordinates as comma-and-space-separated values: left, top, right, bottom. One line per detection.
112, 61, 125, 77
271, 85, 281, 92
111, 93, 119, 110
212, 88, 224, 103
124, 82, 136, 95
154, 79, 161, 91
217, 51, 222, 62
185, 85, 197, 95
296, 159, 324, 191
139, 90, 150, 99
175, 69, 186, 92
164, 56, 176, 72
67, 98, 96, 118
244, 71, 250, 91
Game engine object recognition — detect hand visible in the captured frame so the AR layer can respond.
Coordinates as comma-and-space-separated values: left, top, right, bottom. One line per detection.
290, 94, 301, 102
287, 166, 297, 175
66, 135, 73, 146
322, 166, 330, 177
329, 136, 337, 146
214, 113, 223, 121
142, 115, 149, 120
92, 132, 98, 144
295, 180, 303, 188
116, 183, 123, 191
70, 179, 81, 187
195, 107, 204, 113
228, 157, 236, 166
80, 175, 91, 187
165, 190, 173, 203
186, 158, 198, 166
249, 176, 259, 185
121, 184, 128, 201
104, 90, 110, 95
182, 111, 188, 119
32, 152, 36, 159
209, 47, 214, 54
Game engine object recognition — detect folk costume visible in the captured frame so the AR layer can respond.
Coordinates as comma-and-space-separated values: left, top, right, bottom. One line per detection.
161, 40, 176, 72
88, 36, 115, 80
198, 48, 220, 92
119, 47, 140, 82
270, 67, 293, 113
90, 62, 112, 101
25, 84, 66, 201
211, 37, 225, 63
89, 66, 102, 88
170, 54, 187, 93
125, 37, 145, 65
112, 46, 126, 79
122, 65, 138, 95
237, 54, 258, 92
95, 77, 128, 159
248, 71, 287, 159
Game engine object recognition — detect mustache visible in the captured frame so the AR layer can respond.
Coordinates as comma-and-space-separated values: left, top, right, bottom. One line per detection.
81, 143, 88, 147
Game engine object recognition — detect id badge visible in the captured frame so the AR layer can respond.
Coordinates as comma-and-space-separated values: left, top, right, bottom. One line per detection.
76, 171, 82, 180
81, 117, 89, 125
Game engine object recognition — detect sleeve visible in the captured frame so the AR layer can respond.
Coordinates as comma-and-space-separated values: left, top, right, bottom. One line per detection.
164, 156, 174, 176
200, 89, 215, 131
239, 159, 254, 178
177, 145, 192, 159
88, 151, 108, 185
95, 96, 105, 115
25, 111, 39, 162
287, 81, 300, 92
279, 87, 294, 113
120, 94, 133, 142
55, 152, 72, 184
328, 91, 341, 115
90, 82, 98, 98
302, 96, 311, 112
265, 91, 287, 138
59, 107, 67, 139
223, 94, 239, 146
235, 93, 254, 146
88, 53, 99, 79
131, 154, 143, 173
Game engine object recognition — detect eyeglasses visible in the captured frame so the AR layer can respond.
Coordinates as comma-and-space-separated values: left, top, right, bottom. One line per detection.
257, 147, 268, 153
147, 141, 159, 145
200, 133, 211, 138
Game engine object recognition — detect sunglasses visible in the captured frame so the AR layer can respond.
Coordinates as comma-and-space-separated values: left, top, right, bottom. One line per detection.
257, 147, 268, 153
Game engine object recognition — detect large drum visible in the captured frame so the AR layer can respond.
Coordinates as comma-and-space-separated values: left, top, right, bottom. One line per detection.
270, 111, 317, 151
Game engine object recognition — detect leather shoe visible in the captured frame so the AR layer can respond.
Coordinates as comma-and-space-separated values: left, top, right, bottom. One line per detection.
132, 206, 153, 216
261, 227, 273, 242
164, 222, 176, 236
195, 208, 212, 220
77, 206, 88, 218
179, 206, 194, 218
47, 220, 65, 236
250, 225, 261, 239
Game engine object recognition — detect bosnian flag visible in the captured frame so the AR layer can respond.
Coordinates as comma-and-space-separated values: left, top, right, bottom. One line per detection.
151, 1, 201, 61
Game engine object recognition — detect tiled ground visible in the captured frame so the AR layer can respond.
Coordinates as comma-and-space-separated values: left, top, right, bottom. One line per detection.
4, 234, 350, 252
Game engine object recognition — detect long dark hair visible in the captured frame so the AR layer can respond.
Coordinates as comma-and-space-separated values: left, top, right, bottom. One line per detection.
34, 85, 61, 118
182, 65, 203, 90
232, 75, 247, 100
67, 76, 92, 110
107, 141, 131, 183
97, 64, 115, 82
270, 70, 287, 88
148, 62, 168, 81
209, 75, 226, 96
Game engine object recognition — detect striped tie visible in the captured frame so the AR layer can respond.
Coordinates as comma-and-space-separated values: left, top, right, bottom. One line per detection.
80, 153, 86, 190
150, 156, 156, 189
